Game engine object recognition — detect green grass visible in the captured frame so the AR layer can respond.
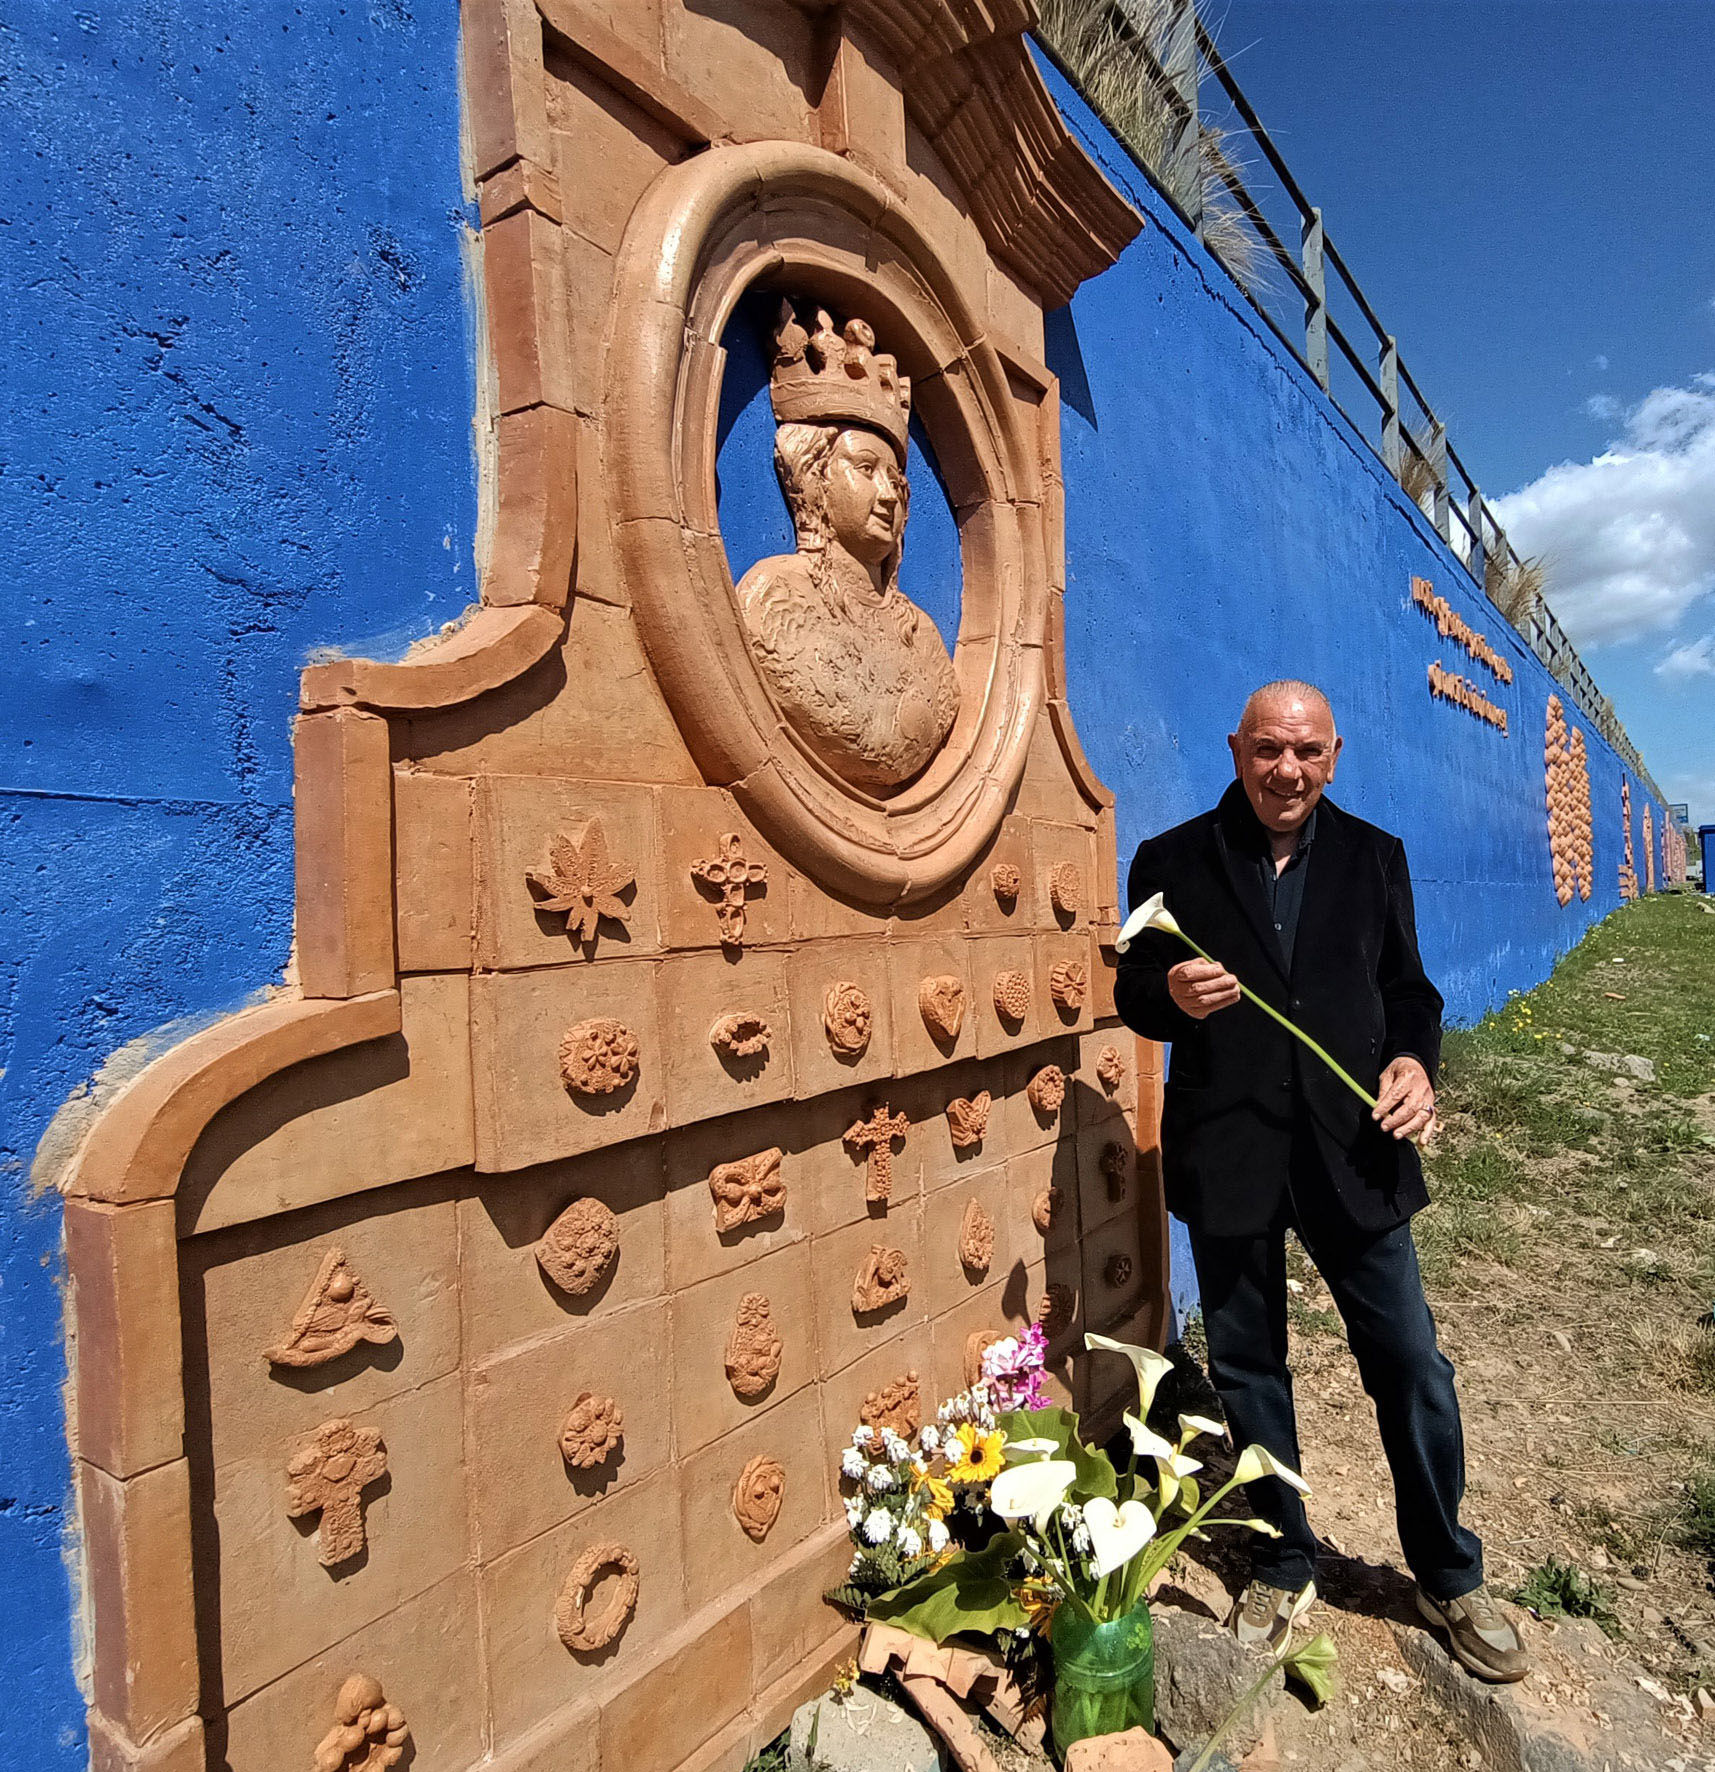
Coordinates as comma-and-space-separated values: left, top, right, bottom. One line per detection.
1509, 1556, 1621, 1637
1676, 1470, 1715, 1564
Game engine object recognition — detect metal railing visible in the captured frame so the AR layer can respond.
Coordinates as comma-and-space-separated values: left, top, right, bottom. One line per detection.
1036, 0, 1669, 805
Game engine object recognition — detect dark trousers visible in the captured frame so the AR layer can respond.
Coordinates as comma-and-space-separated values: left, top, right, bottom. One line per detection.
1186, 1169, 1483, 1603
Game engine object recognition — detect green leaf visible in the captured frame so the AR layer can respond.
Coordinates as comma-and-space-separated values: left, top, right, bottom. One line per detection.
1176, 1474, 1201, 1517
864, 1531, 1032, 1644
997, 1407, 1118, 1502
1281, 1632, 1338, 1707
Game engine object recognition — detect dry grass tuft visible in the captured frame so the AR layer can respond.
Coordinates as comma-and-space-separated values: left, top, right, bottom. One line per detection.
1486, 549, 1546, 626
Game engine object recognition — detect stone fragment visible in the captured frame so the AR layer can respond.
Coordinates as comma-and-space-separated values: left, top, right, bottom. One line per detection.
853, 1245, 910, 1314
724, 1292, 784, 1399
526, 818, 633, 948
732, 1454, 786, 1542
1031, 1186, 1065, 1234
558, 1017, 640, 1096
918, 974, 967, 1042
992, 969, 1031, 1023
945, 1090, 992, 1149
1584, 1049, 1656, 1083
788, 1685, 942, 1772
958, 1198, 995, 1275
285, 1418, 388, 1568
1050, 959, 1087, 1013
1026, 1063, 1065, 1115
690, 831, 768, 946
845, 1101, 908, 1204
707, 1148, 787, 1232
266, 1247, 398, 1369
555, 1541, 639, 1652
535, 1197, 620, 1296
1096, 1044, 1127, 1091
824, 980, 874, 1057
1151, 1602, 1285, 1761
860, 1371, 921, 1438
1049, 861, 1083, 917
558, 1392, 623, 1470
312, 1673, 409, 1772
1065, 1726, 1174, 1771
708, 1011, 771, 1058
990, 862, 1021, 905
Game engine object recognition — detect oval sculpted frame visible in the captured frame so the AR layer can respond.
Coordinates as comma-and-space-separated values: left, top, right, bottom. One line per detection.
605, 141, 1051, 905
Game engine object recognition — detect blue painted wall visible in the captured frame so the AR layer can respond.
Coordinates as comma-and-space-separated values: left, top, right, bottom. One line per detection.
0, 6, 475, 1763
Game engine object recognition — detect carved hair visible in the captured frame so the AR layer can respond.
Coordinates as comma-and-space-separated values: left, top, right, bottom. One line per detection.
772, 420, 912, 613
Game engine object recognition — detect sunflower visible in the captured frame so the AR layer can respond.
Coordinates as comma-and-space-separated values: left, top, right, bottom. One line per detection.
946, 1422, 1006, 1485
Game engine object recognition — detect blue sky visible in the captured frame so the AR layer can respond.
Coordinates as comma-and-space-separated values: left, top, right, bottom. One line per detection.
1211, 0, 1715, 826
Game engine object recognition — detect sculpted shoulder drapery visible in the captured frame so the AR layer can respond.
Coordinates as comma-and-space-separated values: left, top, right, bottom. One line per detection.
735, 301, 960, 793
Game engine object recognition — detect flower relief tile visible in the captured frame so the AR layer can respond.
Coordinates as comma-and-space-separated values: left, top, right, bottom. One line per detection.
1095, 1044, 1127, 1092
725, 1292, 784, 1399
944, 1090, 992, 1150
992, 969, 1031, 1024
285, 1418, 388, 1568
558, 1017, 640, 1097
559, 1393, 624, 1470
1049, 960, 1087, 1013
312, 1674, 409, 1772
823, 980, 873, 1057
526, 818, 633, 949
535, 1197, 620, 1297
860, 1371, 922, 1437
708, 1010, 771, 1060
1049, 861, 1082, 919
266, 1247, 398, 1369
690, 831, 769, 946
1026, 1063, 1066, 1116
732, 1455, 787, 1543
707, 1147, 787, 1233
1031, 1186, 1065, 1235
957, 1198, 995, 1275
964, 1328, 1006, 1389
990, 861, 1021, 906
1105, 1253, 1133, 1289
556, 1542, 640, 1653
917, 974, 966, 1042
852, 1245, 910, 1314
844, 1101, 908, 1204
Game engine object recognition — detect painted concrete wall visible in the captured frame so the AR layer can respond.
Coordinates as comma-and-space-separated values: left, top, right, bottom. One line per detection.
0, 7, 476, 1763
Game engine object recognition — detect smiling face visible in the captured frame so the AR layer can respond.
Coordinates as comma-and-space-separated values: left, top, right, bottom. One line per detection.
823, 426, 906, 566
1228, 689, 1342, 835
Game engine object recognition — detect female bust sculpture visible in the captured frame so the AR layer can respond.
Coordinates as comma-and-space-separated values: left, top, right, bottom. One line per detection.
734, 302, 959, 792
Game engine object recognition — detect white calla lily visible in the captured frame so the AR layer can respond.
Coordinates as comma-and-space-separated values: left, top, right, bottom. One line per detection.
1115, 891, 1183, 953
1087, 1333, 1176, 1418
1233, 1444, 1312, 1495
1122, 1412, 1176, 1461
1003, 1437, 1060, 1462
1161, 1452, 1203, 1479
1177, 1413, 1226, 1445
1080, 1496, 1157, 1578
988, 1458, 1077, 1523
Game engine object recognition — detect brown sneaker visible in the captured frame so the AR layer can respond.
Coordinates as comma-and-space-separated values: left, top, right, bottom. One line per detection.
1416, 1585, 1531, 1682
1228, 1578, 1316, 1652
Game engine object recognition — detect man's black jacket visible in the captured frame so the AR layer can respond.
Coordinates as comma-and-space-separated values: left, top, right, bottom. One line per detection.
1116, 782, 1443, 1238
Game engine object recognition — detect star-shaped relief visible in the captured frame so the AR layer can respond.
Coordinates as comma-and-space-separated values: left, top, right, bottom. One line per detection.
527, 819, 634, 948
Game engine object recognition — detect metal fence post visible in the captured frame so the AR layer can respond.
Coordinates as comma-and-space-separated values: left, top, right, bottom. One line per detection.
1300, 206, 1328, 392
1379, 336, 1401, 478
1468, 490, 1487, 591
1163, 0, 1204, 238
1429, 419, 1449, 541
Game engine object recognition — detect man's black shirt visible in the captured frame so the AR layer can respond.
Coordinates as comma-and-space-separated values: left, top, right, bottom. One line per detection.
1255, 806, 1317, 972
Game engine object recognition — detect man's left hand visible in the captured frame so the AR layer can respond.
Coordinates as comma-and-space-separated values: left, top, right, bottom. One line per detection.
1374, 1056, 1437, 1144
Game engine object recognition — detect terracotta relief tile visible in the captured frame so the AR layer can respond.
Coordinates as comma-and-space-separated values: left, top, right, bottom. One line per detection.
785, 940, 895, 1096
221, 1572, 483, 1772
393, 768, 475, 972
1000, 1037, 1080, 1157
926, 1279, 1029, 1410
908, 1057, 1006, 1195
471, 961, 665, 1171
885, 936, 975, 1078
459, 1140, 667, 1364
811, 1201, 926, 1378
467, 1299, 672, 1564
1037, 930, 1096, 1038
195, 1193, 459, 1474
597, 1590, 753, 1772
1078, 1027, 1138, 1121
969, 935, 1043, 1058
1007, 1137, 1081, 1258
659, 949, 796, 1127
1073, 1108, 1138, 1238
678, 1384, 829, 1615
1011, 720, 1100, 831
212, 1372, 467, 1705
1081, 1211, 1146, 1338
921, 1165, 1012, 1321
1031, 821, 1100, 928
662, 1107, 813, 1291
481, 1466, 688, 1751
669, 1242, 815, 1456
656, 787, 791, 951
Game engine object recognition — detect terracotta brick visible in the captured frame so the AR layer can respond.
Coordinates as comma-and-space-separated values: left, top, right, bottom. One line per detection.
921, 1162, 1013, 1322
483, 1467, 688, 1750
598, 1593, 753, 1772
1012, 717, 1101, 831
817, 1322, 935, 1470
785, 940, 896, 1097
663, 0, 816, 146
486, 400, 579, 608
1073, 1107, 1137, 1238
459, 1139, 667, 1364
741, 1622, 865, 1767
86, 1713, 204, 1772
816, 18, 906, 185
462, 0, 552, 182
483, 206, 574, 417
1037, 929, 1097, 1040
479, 154, 565, 226
66, 1199, 182, 1480
970, 935, 1043, 1058
483, 1698, 601, 1772
662, 1105, 815, 1292
1000, 1036, 1080, 1157
468, 1298, 672, 1563
294, 708, 396, 999
213, 1372, 468, 1704
393, 768, 474, 972
1081, 1210, 1146, 1337
657, 788, 791, 951
671, 1240, 816, 1456
679, 1383, 831, 1615
810, 1198, 927, 1378
470, 959, 666, 1171
886, 935, 976, 1080
926, 1277, 1026, 1406
1076, 1025, 1139, 1123
660, 948, 797, 1127
1032, 820, 1100, 933
911, 1055, 1007, 1195
748, 1519, 858, 1690
787, 864, 887, 942
81, 1458, 198, 1743
1007, 1135, 1081, 1259
988, 260, 1046, 363
966, 814, 1038, 936
1090, 944, 1120, 1022
179, 973, 474, 1236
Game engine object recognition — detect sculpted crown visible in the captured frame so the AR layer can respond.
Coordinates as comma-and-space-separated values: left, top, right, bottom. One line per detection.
769, 300, 911, 458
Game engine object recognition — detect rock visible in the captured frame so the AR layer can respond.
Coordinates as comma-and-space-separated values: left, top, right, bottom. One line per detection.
1173, 1751, 1238, 1772
1548, 1331, 1572, 1355
1583, 1050, 1656, 1083
1694, 1685, 1714, 1719
1557, 1042, 1576, 1057
790, 1686, 946, 1771
1150, 1603, 1285, 1759
1064, 1726, 1174, 1770
1377, 1665, 1413, 1695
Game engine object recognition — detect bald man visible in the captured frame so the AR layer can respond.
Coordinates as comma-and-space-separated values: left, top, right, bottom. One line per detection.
1116, 682, 1527, 1682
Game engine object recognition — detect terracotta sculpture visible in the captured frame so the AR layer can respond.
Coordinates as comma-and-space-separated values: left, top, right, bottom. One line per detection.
1026, 1063, 1066, 1116
559, 1393, 624, 1470
725, 1293, 784, 1399
733, 1456, 787, 1542
823, 980, 874, 1056
990, 862, 1021, 905
555, 1542, 639, 1652
1039, 1283, 1075, 1337
708, 1011, 771, 1058
918, 974, 966, 1042
844, 1101, 908, 1203
535, 1197, 620, 1297
285, 1418, 388, 1568
992, 969, 1031, 1023
852, 1245, 910, 1313
690, 832, 769, 946
1031, 1186, 1065, 1235
734, 302, 958, 792
526, 819, 633, 948
1049, 861, 1082, 917
945, 1090, 992, 1149
957, 1198, 995, 1274
860, 1372, 922, 1438
312, 1674, 409, 1772
707, 1148, 787, 1232
558, 1018, 640, 1096
1049, 960, 1087, 1013
266, 1247, 398, 1369
1544, 696, 1595, 907
1095, 1044, 1127, 1092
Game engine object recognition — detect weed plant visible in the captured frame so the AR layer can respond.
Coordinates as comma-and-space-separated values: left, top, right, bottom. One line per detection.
1509, 1556, 1621, 1637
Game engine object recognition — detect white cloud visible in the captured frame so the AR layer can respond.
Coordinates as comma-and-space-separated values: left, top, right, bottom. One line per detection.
1656, 633, 1715, 681
1592, 354, 1610, 372
1494, 374, 1715, 646
1583, 393, 1621, 421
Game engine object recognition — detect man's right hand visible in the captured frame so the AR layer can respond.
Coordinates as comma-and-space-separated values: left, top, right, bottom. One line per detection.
1168, 958, 1242, 1020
